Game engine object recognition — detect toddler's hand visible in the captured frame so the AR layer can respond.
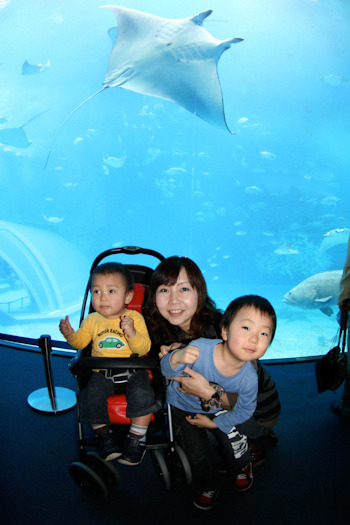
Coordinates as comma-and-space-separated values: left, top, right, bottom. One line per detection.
59, 315, 74, 339
171, 345, 200, 368
120, 315, 136, 339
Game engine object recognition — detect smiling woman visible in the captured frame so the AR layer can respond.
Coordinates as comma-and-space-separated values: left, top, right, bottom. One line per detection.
144, 256, 221, 347
155, 268, 199, 333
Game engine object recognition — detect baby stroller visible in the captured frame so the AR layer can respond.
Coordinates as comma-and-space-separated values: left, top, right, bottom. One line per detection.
68, 246, 192, 497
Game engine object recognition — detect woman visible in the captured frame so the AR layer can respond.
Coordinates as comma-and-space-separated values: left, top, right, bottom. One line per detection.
144, 256, 281, 461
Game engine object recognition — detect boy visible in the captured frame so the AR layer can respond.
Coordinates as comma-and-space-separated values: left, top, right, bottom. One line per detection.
60, 262, 159, 465
160, 295, 276, 510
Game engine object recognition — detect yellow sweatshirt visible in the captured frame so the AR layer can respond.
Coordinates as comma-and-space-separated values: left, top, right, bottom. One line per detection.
67, 310, 151, 357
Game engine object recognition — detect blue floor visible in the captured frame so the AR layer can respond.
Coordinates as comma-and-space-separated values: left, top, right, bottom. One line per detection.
1, 345, 349, 524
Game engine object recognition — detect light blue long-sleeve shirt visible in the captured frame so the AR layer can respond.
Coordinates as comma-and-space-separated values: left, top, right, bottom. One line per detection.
160, 338, 257, 434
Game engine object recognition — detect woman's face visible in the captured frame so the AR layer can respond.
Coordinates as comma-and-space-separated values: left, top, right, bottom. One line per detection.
155, 267, 199, 334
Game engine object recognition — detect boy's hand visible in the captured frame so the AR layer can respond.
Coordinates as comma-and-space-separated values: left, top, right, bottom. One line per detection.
59, 315, 75, 339
186, 414, 217, 429
170, 345, 200, 368
120, 315, 136, 339
159, 342, 182, 359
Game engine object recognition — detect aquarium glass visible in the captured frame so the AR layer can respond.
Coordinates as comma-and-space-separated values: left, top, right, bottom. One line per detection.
1, 0, 350, 359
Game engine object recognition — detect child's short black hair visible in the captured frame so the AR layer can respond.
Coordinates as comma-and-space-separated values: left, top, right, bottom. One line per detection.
91, 262, 134, 292
220, 295, 277, 342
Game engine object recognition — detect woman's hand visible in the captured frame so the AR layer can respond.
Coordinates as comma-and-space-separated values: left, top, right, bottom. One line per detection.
173, 366, 236, 409
186, 414, 217, 429
172, 366, 216, 400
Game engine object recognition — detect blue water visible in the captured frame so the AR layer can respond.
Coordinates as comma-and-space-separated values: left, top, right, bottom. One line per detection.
0, 0, 349, 359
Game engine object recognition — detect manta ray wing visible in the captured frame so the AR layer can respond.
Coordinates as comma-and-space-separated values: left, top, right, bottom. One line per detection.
101, 5, 243, 132
0, 126, 31, 148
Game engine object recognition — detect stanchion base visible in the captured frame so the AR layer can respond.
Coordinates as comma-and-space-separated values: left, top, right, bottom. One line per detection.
27, 387, 76, 414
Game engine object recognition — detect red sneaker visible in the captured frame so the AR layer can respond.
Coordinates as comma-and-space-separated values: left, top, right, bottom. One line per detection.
234, 462, 253, 491
193, 487, 220, 510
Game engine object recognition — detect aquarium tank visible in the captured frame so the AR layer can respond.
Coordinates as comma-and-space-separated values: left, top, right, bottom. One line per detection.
1, 0, 349, 360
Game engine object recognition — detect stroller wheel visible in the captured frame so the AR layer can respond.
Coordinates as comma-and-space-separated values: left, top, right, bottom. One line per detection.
150, 450, 171, 490
85, 452, 121, 487
165, 445, 192, 485
69, 461, 108, 498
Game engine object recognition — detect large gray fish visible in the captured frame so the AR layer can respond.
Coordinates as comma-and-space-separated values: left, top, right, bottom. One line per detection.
283, 270, 342, 316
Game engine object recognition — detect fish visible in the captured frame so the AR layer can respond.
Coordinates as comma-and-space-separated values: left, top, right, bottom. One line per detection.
45, 5, 243, 168
283, 270, 342, 316
0, 109, 50, 148
260, 151, 276, 160
320, 228, 350, 252
245, 185, 263, 194
323, 74, 348, 87
21, 59, 50, 75
237, 117, 248, 124
103, 154, 127, 168
274, 242, 299, 255
42, 215, 65, 223
320, 195, 340, 206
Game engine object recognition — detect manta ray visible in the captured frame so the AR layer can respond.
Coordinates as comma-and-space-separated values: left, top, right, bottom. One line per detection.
45, 5, 243, 167
320, 228, 350, 252
0, 109, 50, 148
21, 59, 50, 75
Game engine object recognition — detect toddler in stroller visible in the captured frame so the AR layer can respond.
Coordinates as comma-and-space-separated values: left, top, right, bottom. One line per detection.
64, 247, 191, 496
60, 260, 160, 465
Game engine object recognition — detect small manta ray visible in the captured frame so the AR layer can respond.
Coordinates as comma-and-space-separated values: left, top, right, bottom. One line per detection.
21, 59, 50, 75
45, 5, 243, 167
0, 109, 50, 148
320, 228, 350, 252
274, 242, 299, 255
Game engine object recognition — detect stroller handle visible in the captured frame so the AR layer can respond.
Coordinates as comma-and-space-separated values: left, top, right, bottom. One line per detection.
90, 246, 164, 272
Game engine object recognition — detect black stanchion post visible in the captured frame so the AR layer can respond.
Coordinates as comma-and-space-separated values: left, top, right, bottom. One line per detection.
27, 334, 76, 414
39, 334, 57, 411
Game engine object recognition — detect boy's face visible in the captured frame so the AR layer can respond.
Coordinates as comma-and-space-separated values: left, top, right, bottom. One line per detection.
91, 273, 134, 320
221, 306, 274, 362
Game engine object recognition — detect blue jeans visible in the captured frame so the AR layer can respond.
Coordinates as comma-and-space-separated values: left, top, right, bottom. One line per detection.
79, 370, 161, 424
171, 406, 251, 492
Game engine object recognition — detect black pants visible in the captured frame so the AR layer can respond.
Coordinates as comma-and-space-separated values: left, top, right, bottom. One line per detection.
171, 406, 251, 492
79, 370, 160, 424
